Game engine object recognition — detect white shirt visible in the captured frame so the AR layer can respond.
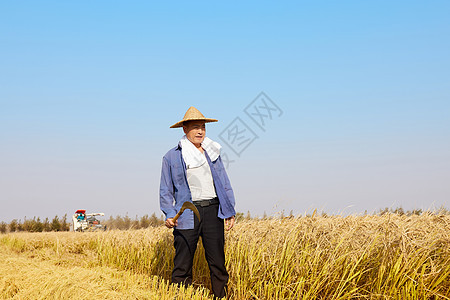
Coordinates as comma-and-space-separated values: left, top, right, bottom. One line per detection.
186, 151, 217, 201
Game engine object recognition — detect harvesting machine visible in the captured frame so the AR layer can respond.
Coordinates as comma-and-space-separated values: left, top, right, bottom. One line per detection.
72, 209, 107, 232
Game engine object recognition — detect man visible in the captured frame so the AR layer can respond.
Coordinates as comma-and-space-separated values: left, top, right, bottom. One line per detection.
159, 106, 236, 298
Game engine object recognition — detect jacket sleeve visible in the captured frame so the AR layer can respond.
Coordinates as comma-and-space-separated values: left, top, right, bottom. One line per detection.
159, 156, 177, 219
217, 155, 236, 210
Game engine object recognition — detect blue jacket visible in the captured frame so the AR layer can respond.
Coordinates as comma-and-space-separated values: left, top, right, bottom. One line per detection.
159, 142, 236, 229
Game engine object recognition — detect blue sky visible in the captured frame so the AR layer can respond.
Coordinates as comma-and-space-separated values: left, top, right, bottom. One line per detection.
1, 1, 449, 221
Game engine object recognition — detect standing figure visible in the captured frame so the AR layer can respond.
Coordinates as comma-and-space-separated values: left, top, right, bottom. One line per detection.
160, 106, 236, 298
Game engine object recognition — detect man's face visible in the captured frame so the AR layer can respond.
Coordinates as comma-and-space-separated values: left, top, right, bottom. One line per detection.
183, 120, 206, 146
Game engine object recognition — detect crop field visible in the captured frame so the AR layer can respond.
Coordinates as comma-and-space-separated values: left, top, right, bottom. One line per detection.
1, 213, 449, 299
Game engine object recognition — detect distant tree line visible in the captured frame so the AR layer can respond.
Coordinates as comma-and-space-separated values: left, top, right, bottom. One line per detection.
103, 213, 165, 230
1, 207, 448, 234
0, 213, 165, 234
0, 215, 70, 234
238, 206, 450, 221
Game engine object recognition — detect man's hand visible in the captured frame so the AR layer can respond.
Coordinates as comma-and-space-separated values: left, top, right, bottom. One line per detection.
165, 218, 178, 229
225, 216, 235, 231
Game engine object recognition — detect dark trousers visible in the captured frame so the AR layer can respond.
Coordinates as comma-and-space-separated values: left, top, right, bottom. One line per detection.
172, 203, 228, 298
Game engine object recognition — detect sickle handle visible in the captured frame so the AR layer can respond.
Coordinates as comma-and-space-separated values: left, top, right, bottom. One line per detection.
172, 208, 185, 222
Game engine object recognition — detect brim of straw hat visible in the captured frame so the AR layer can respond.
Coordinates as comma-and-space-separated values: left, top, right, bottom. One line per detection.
170, 117, 218, 128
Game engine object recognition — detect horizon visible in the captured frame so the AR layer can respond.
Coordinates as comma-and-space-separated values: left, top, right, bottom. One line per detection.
2, 205, 449, 224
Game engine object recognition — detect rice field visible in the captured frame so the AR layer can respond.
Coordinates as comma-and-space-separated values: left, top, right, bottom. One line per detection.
1, 213, 449, 299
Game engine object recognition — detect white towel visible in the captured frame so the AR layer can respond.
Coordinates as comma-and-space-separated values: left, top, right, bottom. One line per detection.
179, 135, 221, 169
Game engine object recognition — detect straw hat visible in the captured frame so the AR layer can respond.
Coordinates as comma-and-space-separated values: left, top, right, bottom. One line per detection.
170, 106, 218, 128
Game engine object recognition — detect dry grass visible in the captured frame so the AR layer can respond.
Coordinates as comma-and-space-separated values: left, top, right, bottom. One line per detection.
1, 213, 449, 299
0, 246, 209, 299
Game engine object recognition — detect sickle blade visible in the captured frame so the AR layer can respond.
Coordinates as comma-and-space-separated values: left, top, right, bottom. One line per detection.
183, 201, 201, 221
172, 201, 201, 222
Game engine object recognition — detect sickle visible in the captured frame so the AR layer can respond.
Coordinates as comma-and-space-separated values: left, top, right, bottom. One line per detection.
172, 201, 201, 222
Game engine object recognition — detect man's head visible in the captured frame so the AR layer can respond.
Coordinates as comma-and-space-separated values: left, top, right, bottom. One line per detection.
183, 120, 206, 147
